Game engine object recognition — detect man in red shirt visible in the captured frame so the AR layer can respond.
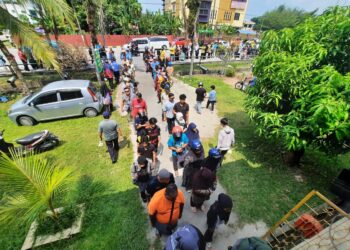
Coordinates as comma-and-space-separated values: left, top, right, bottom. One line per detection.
131, 92, 148, 119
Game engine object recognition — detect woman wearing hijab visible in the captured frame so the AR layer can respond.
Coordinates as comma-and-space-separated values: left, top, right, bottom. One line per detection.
191, 168, 215, 212
165, 224, 205, 250
185, 122, 200, 144
204, 193, 233, 250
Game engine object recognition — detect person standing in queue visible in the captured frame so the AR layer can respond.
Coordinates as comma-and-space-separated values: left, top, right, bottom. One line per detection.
167, 126, 189, 177
131, 93, 148, 121
98, 111, 123, 164
163, 93, 176, 134
148, 183, 185, 236
165, 224, 205, 250
131, 156, 152, 203
173, 94, 189, 128
204, 193, 233, 250
146, 168, 175, 198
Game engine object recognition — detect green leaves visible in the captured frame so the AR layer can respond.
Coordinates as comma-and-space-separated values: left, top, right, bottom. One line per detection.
0, 152, 75, 226
246, 6, 350, 155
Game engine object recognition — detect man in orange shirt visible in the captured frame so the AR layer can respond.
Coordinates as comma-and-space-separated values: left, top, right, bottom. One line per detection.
148, 183, 185, 236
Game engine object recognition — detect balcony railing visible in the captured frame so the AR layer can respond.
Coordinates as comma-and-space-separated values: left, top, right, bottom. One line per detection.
230, 0, 247, 10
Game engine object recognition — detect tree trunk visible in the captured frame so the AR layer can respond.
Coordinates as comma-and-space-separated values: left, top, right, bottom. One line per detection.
283, 149, 305, 167
0, 40, 29, 93
87, 4, 98, 47
181, 0, 188, 39
189, 2, 201, 76
52, 17, 59, 42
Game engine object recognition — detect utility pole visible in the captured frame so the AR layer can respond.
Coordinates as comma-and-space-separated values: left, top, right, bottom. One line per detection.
189, 1, 201, 76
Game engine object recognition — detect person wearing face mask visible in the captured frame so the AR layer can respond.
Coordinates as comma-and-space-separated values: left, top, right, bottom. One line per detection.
185, 122, 200, 145
181, 139, 205, 191
131, 156, 152, 203
134, 109, 148, 136
148, 183, 185, 236
165, 224, 205, 250
204, 193, 233, 250
168, 126, 189, 177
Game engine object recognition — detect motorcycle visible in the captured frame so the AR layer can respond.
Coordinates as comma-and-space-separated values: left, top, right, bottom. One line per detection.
0, 129, 59, 156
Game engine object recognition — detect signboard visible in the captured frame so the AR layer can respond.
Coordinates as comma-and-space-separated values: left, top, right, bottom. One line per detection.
94, 49, 103, 73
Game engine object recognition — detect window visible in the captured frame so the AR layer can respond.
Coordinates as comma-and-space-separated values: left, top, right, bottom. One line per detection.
172, 3, 176, 12
234, 13, 241, 21
224, 11, 232, 21
200, 9, 208, 15
34, 93, 58, 105
136, 39, 148, 44
149, 37, 168, 42
60, 90, 83, 101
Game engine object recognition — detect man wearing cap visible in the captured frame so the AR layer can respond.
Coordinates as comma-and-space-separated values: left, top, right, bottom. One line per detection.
146, 168, 175, 198
195, 82, 207, 114
148, 183, 185, 236
131, 92, 148, 119
131, 155, 152, 202
98, 111, 123, 164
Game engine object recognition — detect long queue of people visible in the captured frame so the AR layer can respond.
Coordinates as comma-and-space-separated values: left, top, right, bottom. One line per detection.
98, 49, 269, 250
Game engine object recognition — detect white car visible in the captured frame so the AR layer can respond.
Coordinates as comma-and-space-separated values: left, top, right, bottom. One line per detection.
123, 37, 149, 52
148, 36, 170, 50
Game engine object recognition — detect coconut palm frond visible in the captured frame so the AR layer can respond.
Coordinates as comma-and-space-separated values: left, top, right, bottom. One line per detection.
0, 152, 75, 225
16, 0, 76, 28
0, 7, 60, 71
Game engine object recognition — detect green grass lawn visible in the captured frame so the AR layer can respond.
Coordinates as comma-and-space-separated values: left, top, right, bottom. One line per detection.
179, 75, 349, 226
0, 101, 149, 249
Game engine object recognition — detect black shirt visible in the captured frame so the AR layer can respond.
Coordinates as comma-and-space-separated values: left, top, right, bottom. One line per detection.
195, 87, 206, 102
174, 102, 189, 120
138, 144, 156, 160
146, 174, 175, 197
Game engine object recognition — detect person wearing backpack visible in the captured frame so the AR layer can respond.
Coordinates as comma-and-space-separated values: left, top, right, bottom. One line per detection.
202, 148, 222, 191
131, 156, 152, 203
148, 183, 185, 236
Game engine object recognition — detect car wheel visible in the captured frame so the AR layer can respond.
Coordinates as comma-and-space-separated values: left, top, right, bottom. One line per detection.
235, 81, 243, 90
18, 116, 35, 126
84, 108, 98, 117
162, 45, 167, 50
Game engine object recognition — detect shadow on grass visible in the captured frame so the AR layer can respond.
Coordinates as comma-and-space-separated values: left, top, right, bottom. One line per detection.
218, 110, 341, 226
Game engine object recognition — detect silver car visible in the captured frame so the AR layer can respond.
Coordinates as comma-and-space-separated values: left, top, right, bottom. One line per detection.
8, 80, 103, 126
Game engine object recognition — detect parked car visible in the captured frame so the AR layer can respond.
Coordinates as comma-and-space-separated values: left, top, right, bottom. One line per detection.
148, 36, 170, 50
173, 37, 187, 46
8, 80, 103, 126
124, 37, 149, 53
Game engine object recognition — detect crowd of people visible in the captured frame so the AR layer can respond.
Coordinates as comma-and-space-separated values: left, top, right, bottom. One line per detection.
96, 46, 268, 250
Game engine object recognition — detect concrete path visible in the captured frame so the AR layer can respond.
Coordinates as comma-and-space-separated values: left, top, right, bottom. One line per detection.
120, 56, 268, 249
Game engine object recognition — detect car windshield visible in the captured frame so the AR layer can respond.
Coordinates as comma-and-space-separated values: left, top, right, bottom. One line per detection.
23, 90, 39, 103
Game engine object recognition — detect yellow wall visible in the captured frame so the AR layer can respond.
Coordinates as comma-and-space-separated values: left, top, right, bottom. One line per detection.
167, 0, 248, 28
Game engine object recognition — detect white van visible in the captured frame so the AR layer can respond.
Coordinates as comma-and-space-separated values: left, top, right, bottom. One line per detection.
123, 37, 149, 52
148, 36, 170, 50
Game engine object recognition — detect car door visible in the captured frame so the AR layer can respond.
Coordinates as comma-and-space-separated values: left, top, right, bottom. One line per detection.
31, 92, 60, 120
58, 89, 85, 117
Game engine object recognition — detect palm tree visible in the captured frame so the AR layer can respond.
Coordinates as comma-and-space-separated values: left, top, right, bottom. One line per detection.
0, 0, 75, 92
85, 0, 101, 47
0, 151, 75, 225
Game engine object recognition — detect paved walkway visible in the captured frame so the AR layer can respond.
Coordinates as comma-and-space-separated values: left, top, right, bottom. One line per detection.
119, 56, 267, 249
